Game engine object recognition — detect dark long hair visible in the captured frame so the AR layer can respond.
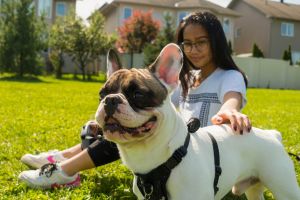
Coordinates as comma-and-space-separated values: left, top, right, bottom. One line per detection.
175, 11, 248, 97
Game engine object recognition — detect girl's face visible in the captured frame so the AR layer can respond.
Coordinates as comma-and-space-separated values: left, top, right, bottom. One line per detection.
182, 24, 215, 70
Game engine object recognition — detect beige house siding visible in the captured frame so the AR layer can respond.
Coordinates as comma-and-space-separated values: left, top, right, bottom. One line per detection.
229, 0, 300, 63
100, 1, 239, 44
231, 1, 271, 56
269, 19, 300, 60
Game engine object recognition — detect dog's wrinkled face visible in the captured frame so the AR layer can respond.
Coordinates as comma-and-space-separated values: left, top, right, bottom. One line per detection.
96, 68, 167, 143
95, 44, 183, 144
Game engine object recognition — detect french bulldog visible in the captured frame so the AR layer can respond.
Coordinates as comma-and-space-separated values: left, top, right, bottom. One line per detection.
95, 44, 300, 200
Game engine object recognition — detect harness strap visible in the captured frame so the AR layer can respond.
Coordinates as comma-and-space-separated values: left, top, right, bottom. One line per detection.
207, 132, 222, 195
135, 133, 190, 200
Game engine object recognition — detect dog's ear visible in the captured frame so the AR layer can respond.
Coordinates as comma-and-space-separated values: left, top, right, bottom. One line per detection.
107, 49, 122, 78
149, 43, 183, 91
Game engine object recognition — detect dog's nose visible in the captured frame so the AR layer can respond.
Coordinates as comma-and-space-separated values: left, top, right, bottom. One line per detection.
104, 95, 122, 117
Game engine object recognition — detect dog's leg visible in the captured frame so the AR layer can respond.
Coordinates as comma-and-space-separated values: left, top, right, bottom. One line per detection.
258, 156, 300, 200
244, 182, 265, 200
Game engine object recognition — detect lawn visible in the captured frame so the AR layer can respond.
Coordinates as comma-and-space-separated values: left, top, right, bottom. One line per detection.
0, 75, 299, 200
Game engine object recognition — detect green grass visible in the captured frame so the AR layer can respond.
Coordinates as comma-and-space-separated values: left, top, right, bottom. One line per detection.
0, 75, 299, 199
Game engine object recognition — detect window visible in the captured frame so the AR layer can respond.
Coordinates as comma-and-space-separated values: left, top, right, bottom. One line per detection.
292, 51, 300, 65
123, 7, 132, 20
235, 28, 241, 38
177, 11, 188, 24
56, 2, 66, 16
281, 22, 294, 37
38, 0, 52, 19
223, 18, 230, 36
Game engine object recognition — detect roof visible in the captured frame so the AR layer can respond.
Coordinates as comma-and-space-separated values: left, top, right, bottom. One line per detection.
99, 0, 240, 17
228, 0, 300, 21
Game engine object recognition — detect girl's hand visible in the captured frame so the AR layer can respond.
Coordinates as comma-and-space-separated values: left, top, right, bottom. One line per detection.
211, 109, 251, 134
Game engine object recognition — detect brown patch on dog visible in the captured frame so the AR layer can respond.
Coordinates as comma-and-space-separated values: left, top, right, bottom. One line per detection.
100, 68, 167, 110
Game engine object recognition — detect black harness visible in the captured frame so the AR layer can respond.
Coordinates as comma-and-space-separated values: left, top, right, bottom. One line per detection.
135, 119, 222, 200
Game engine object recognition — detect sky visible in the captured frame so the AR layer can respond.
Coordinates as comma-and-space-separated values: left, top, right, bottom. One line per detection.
76, 0, 300, 20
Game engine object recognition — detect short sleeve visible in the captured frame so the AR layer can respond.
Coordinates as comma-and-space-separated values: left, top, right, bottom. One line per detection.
220, 70, 247, 108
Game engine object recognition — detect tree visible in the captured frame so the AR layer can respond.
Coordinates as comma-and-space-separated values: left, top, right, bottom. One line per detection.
63, 11, 115, 80
282, 45, 293, 65
49, 16, 69, 78
0, 0, 47, 76
116, 10, 160, 67
144, 13, 175, 66
252, 43, 264, 58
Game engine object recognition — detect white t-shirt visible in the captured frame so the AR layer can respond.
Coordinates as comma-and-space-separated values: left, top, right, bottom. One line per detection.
171, 68, 247, 127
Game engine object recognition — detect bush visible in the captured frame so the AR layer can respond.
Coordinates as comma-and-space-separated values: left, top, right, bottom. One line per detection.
252, 43, 264, 58
282, 45, 293, 65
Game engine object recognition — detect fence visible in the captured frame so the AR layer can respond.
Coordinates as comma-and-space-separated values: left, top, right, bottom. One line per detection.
66, 53, 300, 90
233, 57, 300, 90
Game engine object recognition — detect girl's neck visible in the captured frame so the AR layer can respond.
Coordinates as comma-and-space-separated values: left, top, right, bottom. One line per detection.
192, 63, 217, 87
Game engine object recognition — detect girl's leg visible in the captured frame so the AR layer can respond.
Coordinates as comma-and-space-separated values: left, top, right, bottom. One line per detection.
19, 138, 120, 188
61, 149, 95, 176
20, 143, 82, 169
60, 144, 83, 159
61, 139, 119, 176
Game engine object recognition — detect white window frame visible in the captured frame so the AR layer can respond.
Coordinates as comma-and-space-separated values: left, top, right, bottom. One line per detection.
56, 2, 67, 17
38, 0, 52, 19
223, 18, 230, 36
281, 22, 294, 37
177, 11, 188, 25
123, 7, 132, 20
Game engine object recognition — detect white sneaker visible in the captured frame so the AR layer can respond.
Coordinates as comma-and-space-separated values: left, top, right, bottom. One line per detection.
21, 150, 67, 169
18, 163, 81, 189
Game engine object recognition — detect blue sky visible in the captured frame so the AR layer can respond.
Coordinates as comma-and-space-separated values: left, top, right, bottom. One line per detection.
76, 0, 300, 20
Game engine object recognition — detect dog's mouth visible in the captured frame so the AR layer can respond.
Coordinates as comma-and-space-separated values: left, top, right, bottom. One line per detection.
103, 116, 157, 135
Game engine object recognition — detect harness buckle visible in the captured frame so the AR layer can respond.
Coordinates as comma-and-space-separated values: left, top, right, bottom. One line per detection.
215, 165, 222, 176
143, 183, 154, 200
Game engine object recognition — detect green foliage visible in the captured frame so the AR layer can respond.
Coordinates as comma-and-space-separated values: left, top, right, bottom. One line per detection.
49, 50, 64, 79
56, 11, 115, 80
144, 13, 175, 66
117, 10, 160, 54
0, 0, 47, 76
0, 76, 299, 199
48, 15, 69, 79
282, 45, 293, 65
252, 43, 264, 58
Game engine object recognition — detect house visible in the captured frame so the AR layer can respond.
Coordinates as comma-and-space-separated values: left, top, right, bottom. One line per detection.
33, 0, 76, 25
0, 0, 76, 24
98, 0, 241, 45
228, 0, 300, 63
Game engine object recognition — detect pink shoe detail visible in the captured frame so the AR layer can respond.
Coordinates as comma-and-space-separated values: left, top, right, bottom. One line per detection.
47, 156, 56, 163
50, 175, 81, 189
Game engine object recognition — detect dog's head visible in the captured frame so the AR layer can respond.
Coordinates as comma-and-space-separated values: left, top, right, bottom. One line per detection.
95, 44, 183, 144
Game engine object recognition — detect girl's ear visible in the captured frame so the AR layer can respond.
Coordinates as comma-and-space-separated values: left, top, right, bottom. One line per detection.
107, 49, 122, 78
149, 43, 183, 91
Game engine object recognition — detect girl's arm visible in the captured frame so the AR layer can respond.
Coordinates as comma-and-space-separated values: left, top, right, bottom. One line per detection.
211, 91, 251, 134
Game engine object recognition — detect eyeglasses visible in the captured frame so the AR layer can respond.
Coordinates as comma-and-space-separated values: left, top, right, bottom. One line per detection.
180, 39, 209, 53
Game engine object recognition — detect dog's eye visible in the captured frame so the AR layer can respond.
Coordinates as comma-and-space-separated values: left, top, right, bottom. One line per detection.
133, 91, 144, 99
99, 90, 106, 101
